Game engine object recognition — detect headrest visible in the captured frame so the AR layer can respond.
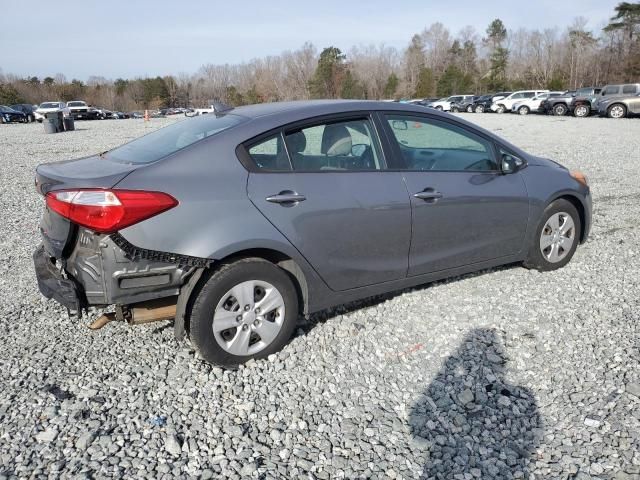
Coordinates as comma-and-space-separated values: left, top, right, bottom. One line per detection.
287, 131, 306, 153
321, 124, 352, 156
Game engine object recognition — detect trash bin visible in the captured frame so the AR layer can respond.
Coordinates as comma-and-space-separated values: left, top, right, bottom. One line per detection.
44, 111, 64, 133
63, 116, 75, 131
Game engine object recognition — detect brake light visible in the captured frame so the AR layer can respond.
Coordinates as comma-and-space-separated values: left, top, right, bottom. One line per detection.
45, 189, 178, 233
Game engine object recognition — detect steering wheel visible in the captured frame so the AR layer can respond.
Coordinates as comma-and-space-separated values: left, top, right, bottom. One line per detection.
464, 159, 494, 171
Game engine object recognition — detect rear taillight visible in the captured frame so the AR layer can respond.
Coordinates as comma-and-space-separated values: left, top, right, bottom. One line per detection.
45, 189, 178, 234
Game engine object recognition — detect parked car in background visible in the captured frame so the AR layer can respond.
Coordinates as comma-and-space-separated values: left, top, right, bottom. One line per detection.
491, 90, 549, 113
511, 92, 565, 115
597, 92, 640, 118
35, 101, 70, 122
33, 100, 592, 366
10, 104, 37, 122
541, 87, 601, 116
114, 111, 130, 119
429, 95, 475, 111
67, 101, 101, 120
473, 92, 511, 113
450, 96, 480, 113
593, 84, 640, 114
0, 105, 27, 123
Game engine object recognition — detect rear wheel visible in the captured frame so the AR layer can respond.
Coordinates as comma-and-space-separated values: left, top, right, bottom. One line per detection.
435, 105, 443, 111
466, 105, 474, 113
524, 199, 581, 272
553, 104, 568, 116
607, 104, 626, 119
450, 106, 459, 113
475, 105, 485, 113
574, 105, 589, 118
518, 106, 530, 115
189, 258, 298, 366
495, 104, 506, 114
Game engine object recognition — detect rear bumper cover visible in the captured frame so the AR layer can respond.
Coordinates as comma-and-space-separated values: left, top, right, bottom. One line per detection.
34, 228, 201, 309
33, 245, 85, 311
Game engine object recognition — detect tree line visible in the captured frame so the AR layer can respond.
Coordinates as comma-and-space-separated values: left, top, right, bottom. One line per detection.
1, 2, 638, 110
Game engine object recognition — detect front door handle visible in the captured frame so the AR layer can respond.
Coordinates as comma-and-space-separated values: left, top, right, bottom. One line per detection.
413, 189, 443, 202
266, 191, 307, 204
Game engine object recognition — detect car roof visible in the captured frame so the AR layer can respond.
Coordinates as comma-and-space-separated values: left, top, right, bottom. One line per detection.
230, 99, 441, 120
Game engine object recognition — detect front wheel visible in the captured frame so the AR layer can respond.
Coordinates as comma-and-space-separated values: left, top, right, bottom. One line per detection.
524, 199, 581, 272
607, 104, 627, 119
189, 258, 299, 366
475, 105, 485, 113
553, 104, 568, 116
495, 104, 506, 113
574, 105, 589, 118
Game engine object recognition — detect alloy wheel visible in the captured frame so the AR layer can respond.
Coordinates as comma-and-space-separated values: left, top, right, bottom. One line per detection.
212, 280, 285, 356
609, 105, 625, 118
574, 105, 589, 117
475, 105, 484, 113
539, 212, 576, 263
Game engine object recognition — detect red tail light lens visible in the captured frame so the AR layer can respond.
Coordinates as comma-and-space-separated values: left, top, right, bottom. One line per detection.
45, 189, 178, 234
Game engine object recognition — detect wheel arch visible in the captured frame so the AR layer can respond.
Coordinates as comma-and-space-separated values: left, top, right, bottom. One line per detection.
175, 247, 310, 341
607, 102, 627, 116
551, 193, 588, 244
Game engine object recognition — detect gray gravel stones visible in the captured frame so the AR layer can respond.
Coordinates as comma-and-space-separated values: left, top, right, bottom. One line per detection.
0, 115, 639, 478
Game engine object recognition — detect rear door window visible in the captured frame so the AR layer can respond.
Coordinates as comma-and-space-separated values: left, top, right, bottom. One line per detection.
247, 134, 291, 171
603, 86, 620, 96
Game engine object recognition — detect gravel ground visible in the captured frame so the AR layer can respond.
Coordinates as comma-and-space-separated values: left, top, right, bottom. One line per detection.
0, 114, 638, 480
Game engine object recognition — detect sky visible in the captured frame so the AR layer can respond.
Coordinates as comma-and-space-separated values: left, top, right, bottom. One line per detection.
0, 0, 621, 80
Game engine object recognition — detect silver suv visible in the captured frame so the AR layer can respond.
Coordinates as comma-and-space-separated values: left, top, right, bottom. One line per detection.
594, 84, 640, 114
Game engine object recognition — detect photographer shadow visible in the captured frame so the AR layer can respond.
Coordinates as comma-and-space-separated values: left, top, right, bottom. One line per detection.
409, 328, 542, 479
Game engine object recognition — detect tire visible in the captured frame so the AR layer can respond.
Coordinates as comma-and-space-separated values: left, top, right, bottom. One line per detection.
518, 106, 530, 115
553, 104, 568, 116
607, 103, 627, 119
523, 199, 581, 272
495, 104, 506, 114
466, 105, 473, 113
574, 105, 589, 118
435, 106, 443, 111
189, 258, 299, 367
450, 106, 459, 113
475, 105, 485, 113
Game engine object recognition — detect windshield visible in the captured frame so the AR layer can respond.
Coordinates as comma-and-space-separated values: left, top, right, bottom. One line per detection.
40, 102, 60, 109
106, 113, 246, 164
67, 102, 85, 107
0, 105, 17, 113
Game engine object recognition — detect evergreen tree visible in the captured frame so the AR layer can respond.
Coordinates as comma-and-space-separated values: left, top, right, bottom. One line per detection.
383, 73, 399, 98
308, 47, 346, 98
484, 19, 509, 90
414, 68, 435, 98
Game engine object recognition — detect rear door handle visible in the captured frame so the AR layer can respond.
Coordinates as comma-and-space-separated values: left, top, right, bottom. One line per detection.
266, 192, 307, 204
413, 190, 443, 201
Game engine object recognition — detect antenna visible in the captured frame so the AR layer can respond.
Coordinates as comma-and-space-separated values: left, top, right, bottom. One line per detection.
209, 100, 234, 115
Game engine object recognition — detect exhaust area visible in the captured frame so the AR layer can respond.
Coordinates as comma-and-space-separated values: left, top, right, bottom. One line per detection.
88, 297, 177, 329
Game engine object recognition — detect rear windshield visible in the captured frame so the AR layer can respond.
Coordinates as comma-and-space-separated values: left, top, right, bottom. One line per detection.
40, 103, 60, 108
105, 113, 246, 164
67, 102, 86, 107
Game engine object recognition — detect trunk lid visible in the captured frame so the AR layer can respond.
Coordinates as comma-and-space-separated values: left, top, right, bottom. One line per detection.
36, 155, 141, 258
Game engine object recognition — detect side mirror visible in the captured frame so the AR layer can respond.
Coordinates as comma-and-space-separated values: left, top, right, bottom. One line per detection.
501, 153, 525, 174
391, 120, 408, 130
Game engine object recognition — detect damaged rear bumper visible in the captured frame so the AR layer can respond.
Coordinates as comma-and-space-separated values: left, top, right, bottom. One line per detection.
33, 245, 85, 311
34, 228, 204, 309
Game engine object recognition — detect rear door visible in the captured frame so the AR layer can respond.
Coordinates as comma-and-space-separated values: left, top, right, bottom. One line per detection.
380, 112, 529, 276
245, 115, 412, 291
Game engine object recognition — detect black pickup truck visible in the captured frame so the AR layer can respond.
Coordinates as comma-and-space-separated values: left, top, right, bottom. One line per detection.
539, 87, 601, 116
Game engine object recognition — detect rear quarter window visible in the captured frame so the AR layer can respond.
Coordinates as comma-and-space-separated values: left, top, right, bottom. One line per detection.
622, 85, 638, 94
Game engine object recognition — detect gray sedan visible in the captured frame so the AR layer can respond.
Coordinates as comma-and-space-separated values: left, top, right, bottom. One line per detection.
34, 100, 592, 366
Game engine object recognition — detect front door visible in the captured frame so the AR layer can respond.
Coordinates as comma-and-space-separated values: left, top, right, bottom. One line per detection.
245, 116, 412, 291
381, 113, 529, 276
